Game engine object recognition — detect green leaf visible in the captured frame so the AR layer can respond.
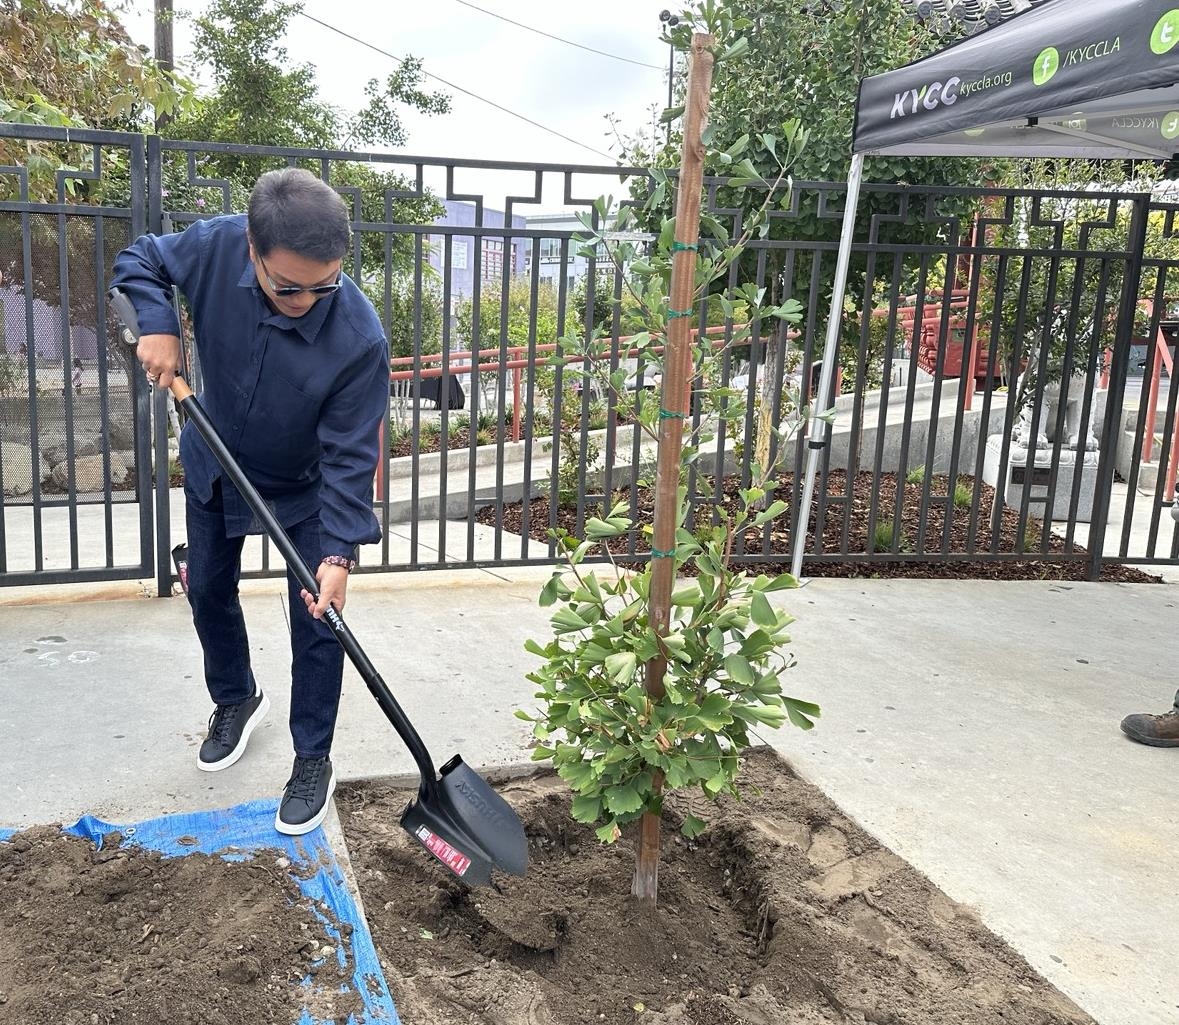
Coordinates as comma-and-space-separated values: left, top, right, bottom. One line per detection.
762, 572, 798, 592
551, 608, 587, 634
752, 500, 789, 528
621, 684, 650, 714
726, 133, 750, 158
585, 516, 629, 539
718, 35, 750, 61
707, 627, 725, 653
750, 591, 777, 628
571, 793, 603, 823
604, 783, 644, 816
723, 653, 755, 687
538, 573, 562, 607
783, 695, 821, 731
660, 104, 685, 123
605, 650, 638, 683
697, 692, 734, 730
670, 584, 703, 607
732, 702, 788, 729
513, 709, 534, 722
596, 821, 622, 843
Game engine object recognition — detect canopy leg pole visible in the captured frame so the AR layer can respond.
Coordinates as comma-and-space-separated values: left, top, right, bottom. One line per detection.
791, 152, 865, 581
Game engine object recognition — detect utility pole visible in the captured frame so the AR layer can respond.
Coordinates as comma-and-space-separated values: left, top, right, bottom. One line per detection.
154, 0, 174, 131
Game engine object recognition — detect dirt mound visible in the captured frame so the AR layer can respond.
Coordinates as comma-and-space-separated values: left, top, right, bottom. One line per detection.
0, 828, 359, 1025
336, 747, 1095, 1025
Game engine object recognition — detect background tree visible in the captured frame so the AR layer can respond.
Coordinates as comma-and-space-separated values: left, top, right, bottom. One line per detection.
614, 1, 989, 473
0, 0, 193, 199
161, 0, 448, 275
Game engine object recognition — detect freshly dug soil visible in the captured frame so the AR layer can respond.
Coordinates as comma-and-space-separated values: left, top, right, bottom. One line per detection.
335, 747, 1095, 1025
0, 828, 359, 1025
476, 469, 1161, 583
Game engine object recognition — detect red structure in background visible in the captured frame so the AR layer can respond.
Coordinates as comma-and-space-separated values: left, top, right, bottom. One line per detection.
871, 289, 990, 410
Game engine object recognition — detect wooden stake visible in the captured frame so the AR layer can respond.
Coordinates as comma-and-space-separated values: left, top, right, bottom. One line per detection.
632, 32, 715, 907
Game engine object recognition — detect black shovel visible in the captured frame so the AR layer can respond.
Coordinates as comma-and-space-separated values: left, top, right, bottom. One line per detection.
109, 287, 528, 886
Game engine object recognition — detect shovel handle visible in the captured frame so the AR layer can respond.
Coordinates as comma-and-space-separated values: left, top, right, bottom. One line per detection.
108, 288, 440, 791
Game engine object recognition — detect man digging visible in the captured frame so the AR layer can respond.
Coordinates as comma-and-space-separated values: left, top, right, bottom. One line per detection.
112, 168, 389, 834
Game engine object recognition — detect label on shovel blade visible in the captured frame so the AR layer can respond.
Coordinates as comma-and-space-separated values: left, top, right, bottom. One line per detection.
415, 825, 471, 877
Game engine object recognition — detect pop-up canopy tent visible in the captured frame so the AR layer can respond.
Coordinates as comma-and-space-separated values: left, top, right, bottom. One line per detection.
794, 0, 1179, 577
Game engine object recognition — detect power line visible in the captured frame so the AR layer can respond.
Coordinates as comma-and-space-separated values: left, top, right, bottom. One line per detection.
296, 11, 619, 162
450, 0, 664, 70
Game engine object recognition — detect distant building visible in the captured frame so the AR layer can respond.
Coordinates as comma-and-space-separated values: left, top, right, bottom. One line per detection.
427, 200, 527, 306
523, 213, 612, 294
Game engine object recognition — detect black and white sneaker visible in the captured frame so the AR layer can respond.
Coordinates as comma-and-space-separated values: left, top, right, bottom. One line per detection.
275, 756, 335, 835
197, 689, 270, 771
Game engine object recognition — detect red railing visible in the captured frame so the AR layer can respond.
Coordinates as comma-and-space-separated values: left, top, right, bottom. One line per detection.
1139, 299, 1179, 501
377, 324, 741, 501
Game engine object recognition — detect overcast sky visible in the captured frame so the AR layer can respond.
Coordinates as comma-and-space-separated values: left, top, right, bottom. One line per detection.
122, 0, 679, 212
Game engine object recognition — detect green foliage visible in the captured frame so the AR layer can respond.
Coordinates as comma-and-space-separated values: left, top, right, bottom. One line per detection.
873, 520, 906, 553
952, 483, 972, 510
0, 0, 196, 202
905, 465, 926, 485
362, 270, 444, 360
574, 272, 618, 333
0, 353, 26, 400
455, 278, 561, 355
159, 0, 445, 275
524, 65, 818, 869
524, 511, 815, 844
618, 2, 989, 381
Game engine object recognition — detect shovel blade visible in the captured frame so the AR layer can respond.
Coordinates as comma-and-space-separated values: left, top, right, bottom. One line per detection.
399, 755, 528, 887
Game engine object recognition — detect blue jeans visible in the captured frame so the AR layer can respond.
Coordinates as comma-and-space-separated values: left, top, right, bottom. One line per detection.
184, 480, 344, 759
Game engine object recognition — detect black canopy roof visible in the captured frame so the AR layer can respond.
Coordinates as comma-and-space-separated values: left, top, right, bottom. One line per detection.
854, 0, 1179, 159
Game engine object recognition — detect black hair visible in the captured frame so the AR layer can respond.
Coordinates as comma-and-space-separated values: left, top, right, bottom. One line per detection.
247, 168, 350, 262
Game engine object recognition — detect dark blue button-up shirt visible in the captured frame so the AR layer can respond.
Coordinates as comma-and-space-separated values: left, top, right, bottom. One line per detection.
112, 214, 389, 559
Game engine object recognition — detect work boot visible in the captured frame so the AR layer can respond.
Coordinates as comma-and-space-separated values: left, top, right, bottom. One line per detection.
276, 756, 335, 835
1119, 709, 1179, 748
197, 689, 270, 771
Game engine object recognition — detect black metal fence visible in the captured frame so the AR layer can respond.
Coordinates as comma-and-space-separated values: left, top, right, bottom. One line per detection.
1, 122, 1176, 593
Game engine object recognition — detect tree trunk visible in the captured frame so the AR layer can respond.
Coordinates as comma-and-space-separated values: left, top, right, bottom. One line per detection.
634, 32, 714, 908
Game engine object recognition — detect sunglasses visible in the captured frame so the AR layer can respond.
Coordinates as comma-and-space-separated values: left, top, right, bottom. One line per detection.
257, 252, 342, 297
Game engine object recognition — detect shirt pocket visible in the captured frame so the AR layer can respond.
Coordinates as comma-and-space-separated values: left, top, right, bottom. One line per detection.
242, 370, 324, 474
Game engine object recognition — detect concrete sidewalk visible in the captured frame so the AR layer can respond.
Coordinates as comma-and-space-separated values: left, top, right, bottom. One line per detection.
1, 570, 1177, 1025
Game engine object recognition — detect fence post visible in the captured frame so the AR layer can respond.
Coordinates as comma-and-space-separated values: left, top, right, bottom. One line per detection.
512, 365, 521, 442
1087, 194, 1150, 581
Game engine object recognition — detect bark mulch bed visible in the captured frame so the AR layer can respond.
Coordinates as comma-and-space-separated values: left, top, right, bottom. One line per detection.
476, 469, 1161, 584
334, 746, 1096, 1025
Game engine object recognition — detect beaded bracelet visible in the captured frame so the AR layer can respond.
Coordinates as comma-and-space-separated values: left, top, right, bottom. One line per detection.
321, 555, 357, 573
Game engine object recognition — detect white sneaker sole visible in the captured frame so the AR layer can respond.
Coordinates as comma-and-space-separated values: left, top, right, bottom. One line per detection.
274, 770, 336, 836
196, 691, 271, 772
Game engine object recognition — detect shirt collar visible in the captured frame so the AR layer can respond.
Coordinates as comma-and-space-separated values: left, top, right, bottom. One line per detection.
237, 260, 336, 345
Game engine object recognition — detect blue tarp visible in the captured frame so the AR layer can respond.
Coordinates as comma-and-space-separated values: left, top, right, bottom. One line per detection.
0, 799, 399, 1025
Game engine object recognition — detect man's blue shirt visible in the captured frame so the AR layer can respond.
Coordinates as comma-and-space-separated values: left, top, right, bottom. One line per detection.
112, 214, 389, 559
